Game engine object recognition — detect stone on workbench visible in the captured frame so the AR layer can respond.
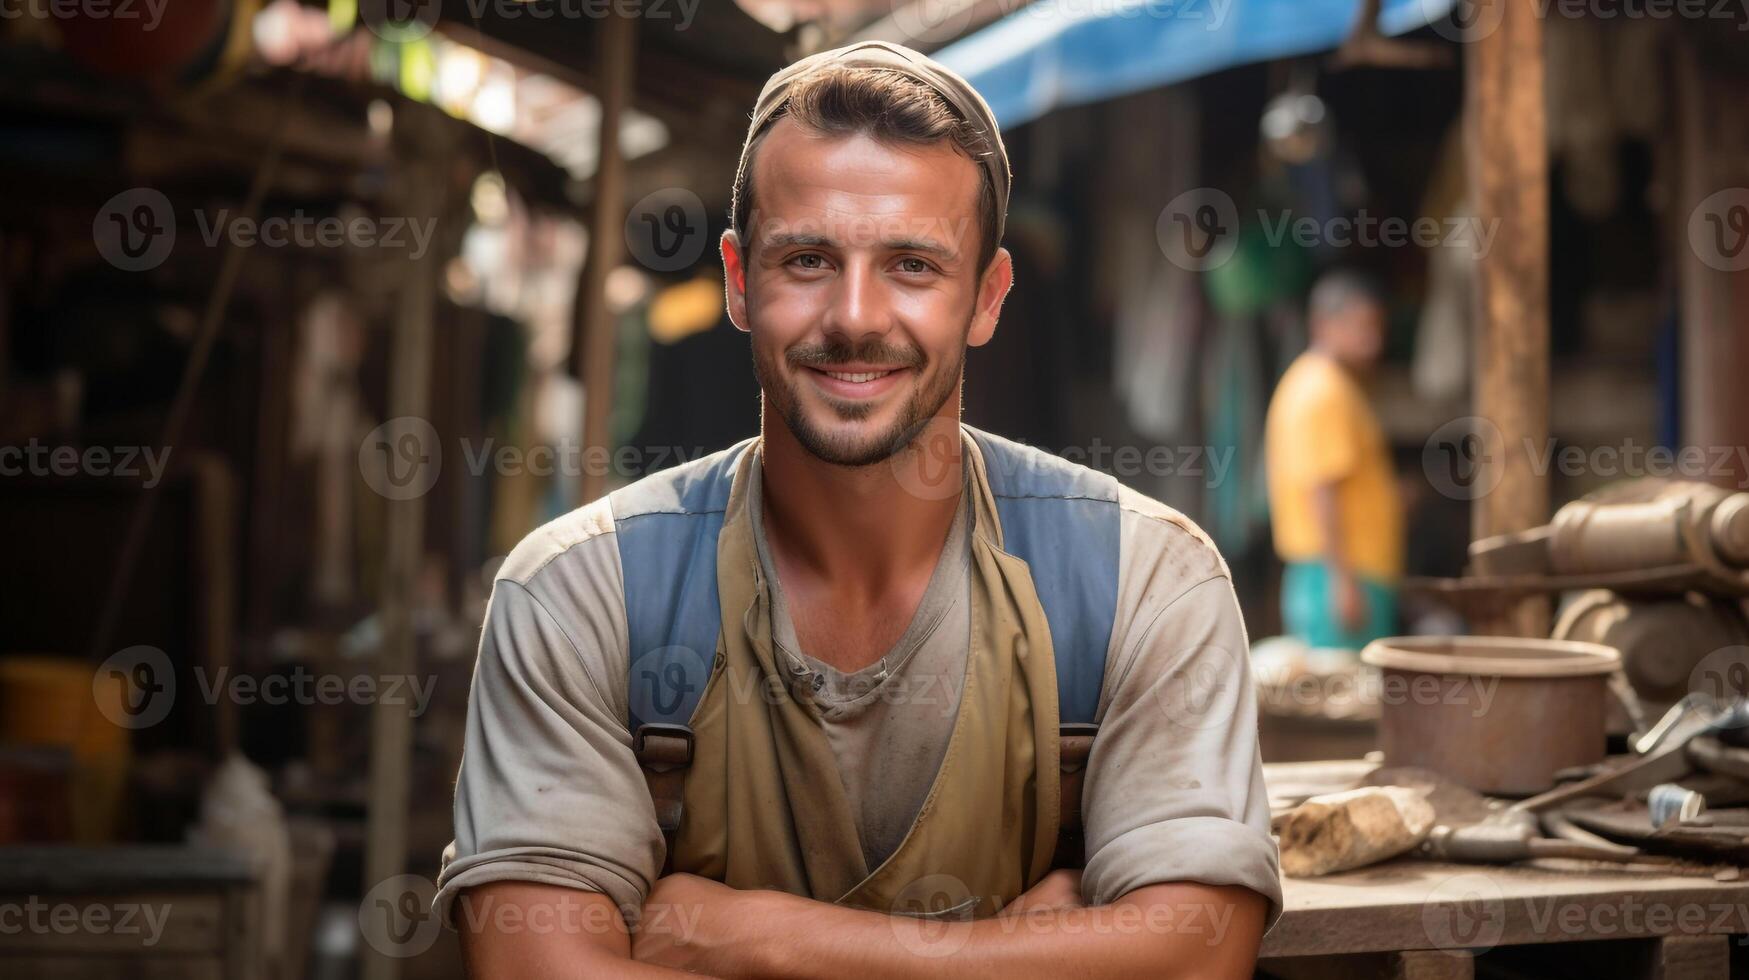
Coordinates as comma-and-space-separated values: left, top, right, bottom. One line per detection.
1277, 785, 1436, 877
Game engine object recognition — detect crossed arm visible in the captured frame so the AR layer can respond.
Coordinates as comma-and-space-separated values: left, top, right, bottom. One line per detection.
459, 872, 1267, 979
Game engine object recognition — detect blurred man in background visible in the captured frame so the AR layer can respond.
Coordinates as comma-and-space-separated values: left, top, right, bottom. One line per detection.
1265, 271, 1403, 651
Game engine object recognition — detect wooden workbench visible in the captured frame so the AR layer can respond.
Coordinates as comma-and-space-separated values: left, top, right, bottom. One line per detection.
1258, 763, 1749, 978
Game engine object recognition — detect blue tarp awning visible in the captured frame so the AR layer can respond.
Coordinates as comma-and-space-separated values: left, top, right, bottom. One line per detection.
934, 0, 1457, 129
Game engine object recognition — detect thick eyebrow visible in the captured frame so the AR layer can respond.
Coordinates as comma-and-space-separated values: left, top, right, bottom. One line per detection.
759, 231, 959, 262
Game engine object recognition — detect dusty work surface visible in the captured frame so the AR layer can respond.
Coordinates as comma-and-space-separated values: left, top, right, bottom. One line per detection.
1259, 762, 1749, 959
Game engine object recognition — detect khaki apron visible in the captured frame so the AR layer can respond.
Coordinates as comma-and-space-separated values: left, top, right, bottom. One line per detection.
654, 430, 1083, 916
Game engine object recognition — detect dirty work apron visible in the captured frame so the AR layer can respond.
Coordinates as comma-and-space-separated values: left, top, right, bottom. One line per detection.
618, 425, 1120, 915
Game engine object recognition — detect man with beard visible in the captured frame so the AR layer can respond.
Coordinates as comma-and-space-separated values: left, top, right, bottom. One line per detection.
438, 42, 1279, 978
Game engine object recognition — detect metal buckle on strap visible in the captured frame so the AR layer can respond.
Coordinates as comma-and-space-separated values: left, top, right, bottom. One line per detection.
633, 723, 695, 767
1060, 722, 1099, 739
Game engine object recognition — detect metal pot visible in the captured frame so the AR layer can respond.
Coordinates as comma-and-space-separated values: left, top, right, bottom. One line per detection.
1360, 636, 1621, 797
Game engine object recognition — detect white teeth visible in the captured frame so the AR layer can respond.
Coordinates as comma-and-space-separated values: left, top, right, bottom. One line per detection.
824, 370, 893, 383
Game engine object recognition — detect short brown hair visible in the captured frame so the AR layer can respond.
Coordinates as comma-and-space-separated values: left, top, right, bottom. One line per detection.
731, 66, 1002, 273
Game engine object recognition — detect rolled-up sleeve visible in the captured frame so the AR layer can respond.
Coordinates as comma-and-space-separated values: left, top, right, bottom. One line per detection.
1081, 572, 1283, 930
435, 559, 662, 927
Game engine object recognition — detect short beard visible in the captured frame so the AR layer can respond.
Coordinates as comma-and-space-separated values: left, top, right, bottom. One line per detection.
754, 329, 965, 467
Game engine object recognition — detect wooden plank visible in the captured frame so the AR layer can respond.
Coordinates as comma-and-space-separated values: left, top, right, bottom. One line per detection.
1464, 0, 1551, 638
575, 9, 638, 505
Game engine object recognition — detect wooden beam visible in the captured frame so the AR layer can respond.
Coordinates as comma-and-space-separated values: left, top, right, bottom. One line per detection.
360, 105, 449, 980
1674, 38, 1749, 491
1464, 0, 1550, 637
575, 9, 637, 505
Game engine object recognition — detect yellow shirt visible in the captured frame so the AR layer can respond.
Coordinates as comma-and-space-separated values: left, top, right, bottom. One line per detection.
1265, 351, 1404, 582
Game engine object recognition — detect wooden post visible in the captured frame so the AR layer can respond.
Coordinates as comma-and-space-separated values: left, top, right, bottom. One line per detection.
1673, 39, 1749, 491
361, 108, 445, 980
1464, 0, 1550, 637
575, 10, 638, 505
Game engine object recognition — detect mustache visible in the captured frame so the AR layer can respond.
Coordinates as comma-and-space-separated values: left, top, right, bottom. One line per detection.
786, 338, 925, 370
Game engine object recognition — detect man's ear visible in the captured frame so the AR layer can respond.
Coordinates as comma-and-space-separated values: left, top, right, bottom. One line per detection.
720, 229, 751, 334
967, 246, 1013, 348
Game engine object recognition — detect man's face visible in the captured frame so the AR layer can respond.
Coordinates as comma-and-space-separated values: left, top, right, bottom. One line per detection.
722, 118, 1010, 467
1318, 299, 1386, 369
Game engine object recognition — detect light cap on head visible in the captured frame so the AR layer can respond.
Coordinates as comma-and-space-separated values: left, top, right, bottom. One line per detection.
734, 40, 1012, 247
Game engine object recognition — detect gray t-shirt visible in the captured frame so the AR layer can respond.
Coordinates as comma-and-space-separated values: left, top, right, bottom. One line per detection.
748, 457, 973, 872
437, 456, 1283, 928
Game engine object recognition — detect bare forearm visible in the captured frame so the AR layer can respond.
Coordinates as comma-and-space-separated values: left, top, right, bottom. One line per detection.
1312, 483, 1346, 571
730, 884, 1265, 980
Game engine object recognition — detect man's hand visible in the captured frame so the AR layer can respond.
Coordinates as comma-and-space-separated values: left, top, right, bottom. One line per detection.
1334, 568, 1367, 633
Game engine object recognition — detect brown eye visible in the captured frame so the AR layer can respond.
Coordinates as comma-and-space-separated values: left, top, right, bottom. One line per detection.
898, 257, 930, 274
793, 253, 824, 270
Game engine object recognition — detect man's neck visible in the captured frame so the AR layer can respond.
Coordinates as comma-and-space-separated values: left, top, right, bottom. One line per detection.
758, 405, 964, 597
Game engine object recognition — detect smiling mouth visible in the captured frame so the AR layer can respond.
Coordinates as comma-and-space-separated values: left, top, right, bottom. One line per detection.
804, 365, 910, 399
821, 369, 896, 383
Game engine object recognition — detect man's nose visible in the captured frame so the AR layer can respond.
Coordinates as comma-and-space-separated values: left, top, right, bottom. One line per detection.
820, 259, 895, 344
